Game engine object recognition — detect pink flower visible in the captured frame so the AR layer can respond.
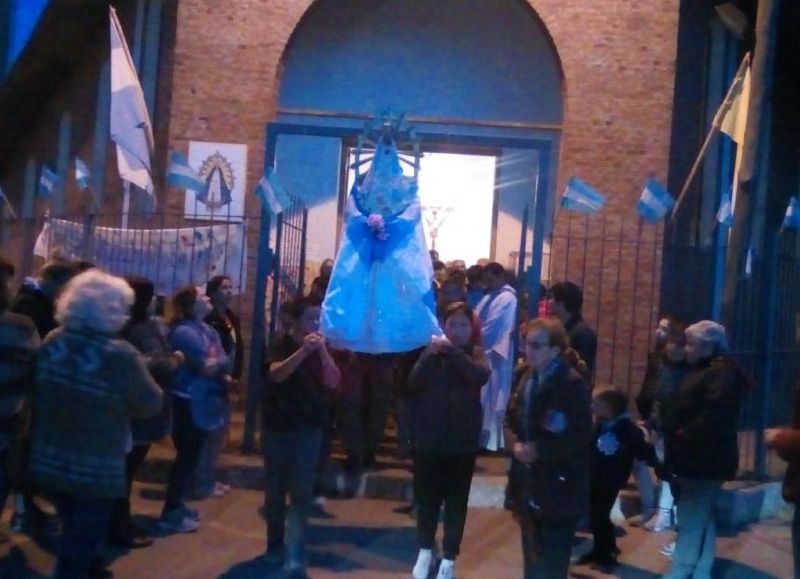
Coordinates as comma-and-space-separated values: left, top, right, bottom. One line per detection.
367, 213, 388, 241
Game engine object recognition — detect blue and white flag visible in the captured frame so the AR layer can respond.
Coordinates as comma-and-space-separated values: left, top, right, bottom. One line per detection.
167, 152, 204, 193
561, 177, 606, 215
783, 197, 800, 230
39, 165, 58, 198
109, 7, 154, 200
255, 167, 291, 215
75, 158, 91, 190
636, 178, 674, 223
716, 191, 734, 226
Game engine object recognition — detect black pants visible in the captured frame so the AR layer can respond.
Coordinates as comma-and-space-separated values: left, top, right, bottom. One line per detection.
519, 507, 578, 579
337, 354, 394, 461
589, 483, 620, 561
163, 397, 207, 514
414, 452, 476, 560
108, 443, 151, 543
55, 494, 113, 579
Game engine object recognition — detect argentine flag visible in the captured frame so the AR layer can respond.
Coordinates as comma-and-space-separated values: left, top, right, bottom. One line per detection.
39, 165, 58, 198
716, 192, 733, 226
75, 158, 91, 190
256, 167, 291, 215
636, 178, 674, 223
561, 177, 606, 215
167, 152, 204, 193
783, 197, 800, 230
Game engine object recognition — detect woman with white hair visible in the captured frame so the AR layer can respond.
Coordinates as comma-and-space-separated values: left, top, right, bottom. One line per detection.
662, 320, 749, 579
28, 269, 163, 579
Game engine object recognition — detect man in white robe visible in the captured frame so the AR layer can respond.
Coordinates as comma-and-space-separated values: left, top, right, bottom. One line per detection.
475, 262, 518, 451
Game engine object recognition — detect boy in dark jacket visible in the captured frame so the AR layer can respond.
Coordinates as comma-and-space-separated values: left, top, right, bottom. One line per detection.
580, 388, 656, 571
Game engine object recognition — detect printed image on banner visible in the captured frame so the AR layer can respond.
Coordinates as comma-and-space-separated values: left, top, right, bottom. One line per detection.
185, 142, 248, 222
34, 219, 247, 295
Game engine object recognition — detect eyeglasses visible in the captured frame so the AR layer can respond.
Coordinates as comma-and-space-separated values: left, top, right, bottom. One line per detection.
525, 341, 551, 350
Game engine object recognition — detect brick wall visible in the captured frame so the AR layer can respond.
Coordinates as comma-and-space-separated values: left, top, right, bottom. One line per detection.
0, 0, 679, 396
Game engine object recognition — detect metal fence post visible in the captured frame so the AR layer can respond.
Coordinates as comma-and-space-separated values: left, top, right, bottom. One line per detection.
242, 209, 272, 454
755, 231, 779, 478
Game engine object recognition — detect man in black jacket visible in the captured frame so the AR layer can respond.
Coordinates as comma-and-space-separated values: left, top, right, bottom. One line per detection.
548, 282, 598, 385
662, 321, 747, 579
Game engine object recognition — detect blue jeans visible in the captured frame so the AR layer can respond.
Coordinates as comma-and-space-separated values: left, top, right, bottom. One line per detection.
55, 494, 114, 579
263, 429, 321, 562
663, 478, 722, 579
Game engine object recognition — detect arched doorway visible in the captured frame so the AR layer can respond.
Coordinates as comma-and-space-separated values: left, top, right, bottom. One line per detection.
244, 0, 564, 446
271, 0, 563, 288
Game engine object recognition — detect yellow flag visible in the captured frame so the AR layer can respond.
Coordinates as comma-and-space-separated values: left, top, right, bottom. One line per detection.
714, 53, 751, 145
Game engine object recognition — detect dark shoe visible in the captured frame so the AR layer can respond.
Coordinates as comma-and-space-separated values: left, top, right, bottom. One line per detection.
262, 544, 285, 567
89, 559, 114, 579
590, 555, 619, 573
108, 535, 154, 549
575, 552, 597, 566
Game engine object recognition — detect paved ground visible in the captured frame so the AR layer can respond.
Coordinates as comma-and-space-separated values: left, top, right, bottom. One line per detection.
0, 452, 794, 579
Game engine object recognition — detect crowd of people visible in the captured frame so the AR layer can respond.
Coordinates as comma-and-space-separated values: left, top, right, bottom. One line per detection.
0, 247, 778, 579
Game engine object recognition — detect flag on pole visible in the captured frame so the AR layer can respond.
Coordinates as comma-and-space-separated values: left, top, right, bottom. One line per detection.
109, 6, 155, 200
255, 167, 291, 215
636, 178, 674, 223
714, 53, 752, 145
167, 152, 204, 193
0, 185, 18, 220
672, 54, 752, 218
75, 158, 91, 190
38, 165, 58, 198
716, 191, 734, 226
560, 177, 606, 215
783, 197, 800, 230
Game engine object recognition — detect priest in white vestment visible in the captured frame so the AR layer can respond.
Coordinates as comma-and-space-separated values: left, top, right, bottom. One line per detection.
475, 262, 518, 451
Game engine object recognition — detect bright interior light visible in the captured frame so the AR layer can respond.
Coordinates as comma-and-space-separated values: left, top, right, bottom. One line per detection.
347, 151, 496, 267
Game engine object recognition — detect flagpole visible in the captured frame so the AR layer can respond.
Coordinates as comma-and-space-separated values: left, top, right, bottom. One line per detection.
0, 193, 17, 220
671, 53, 752, 219
670, 128, 720, 218
122, 181, 131, 229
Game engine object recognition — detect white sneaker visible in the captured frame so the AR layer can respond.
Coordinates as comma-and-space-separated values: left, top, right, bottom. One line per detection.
645, 509, 673, 532
660, 541, 675, 558
412, 549, 434, 579
436, 559, 455, 579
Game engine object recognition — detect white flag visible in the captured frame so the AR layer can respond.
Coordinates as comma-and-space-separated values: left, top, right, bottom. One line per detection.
109, 7, 155, 200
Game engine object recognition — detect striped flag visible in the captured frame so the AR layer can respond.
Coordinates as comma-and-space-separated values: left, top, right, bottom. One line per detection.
167, 152, 204, 193
75, 158, 91, 190
109, 7, 155, 200
255, 167, 291, 215
783, 197, 800, 230
636, 178, 674, 223
560, 177, 606, 215
716, 191, 733, 226
39, 165, 58, 198
0, 185, 18, 220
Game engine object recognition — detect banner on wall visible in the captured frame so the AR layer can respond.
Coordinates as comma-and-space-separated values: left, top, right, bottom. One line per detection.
185, 141, 248, 221
34, 219, 247, 295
